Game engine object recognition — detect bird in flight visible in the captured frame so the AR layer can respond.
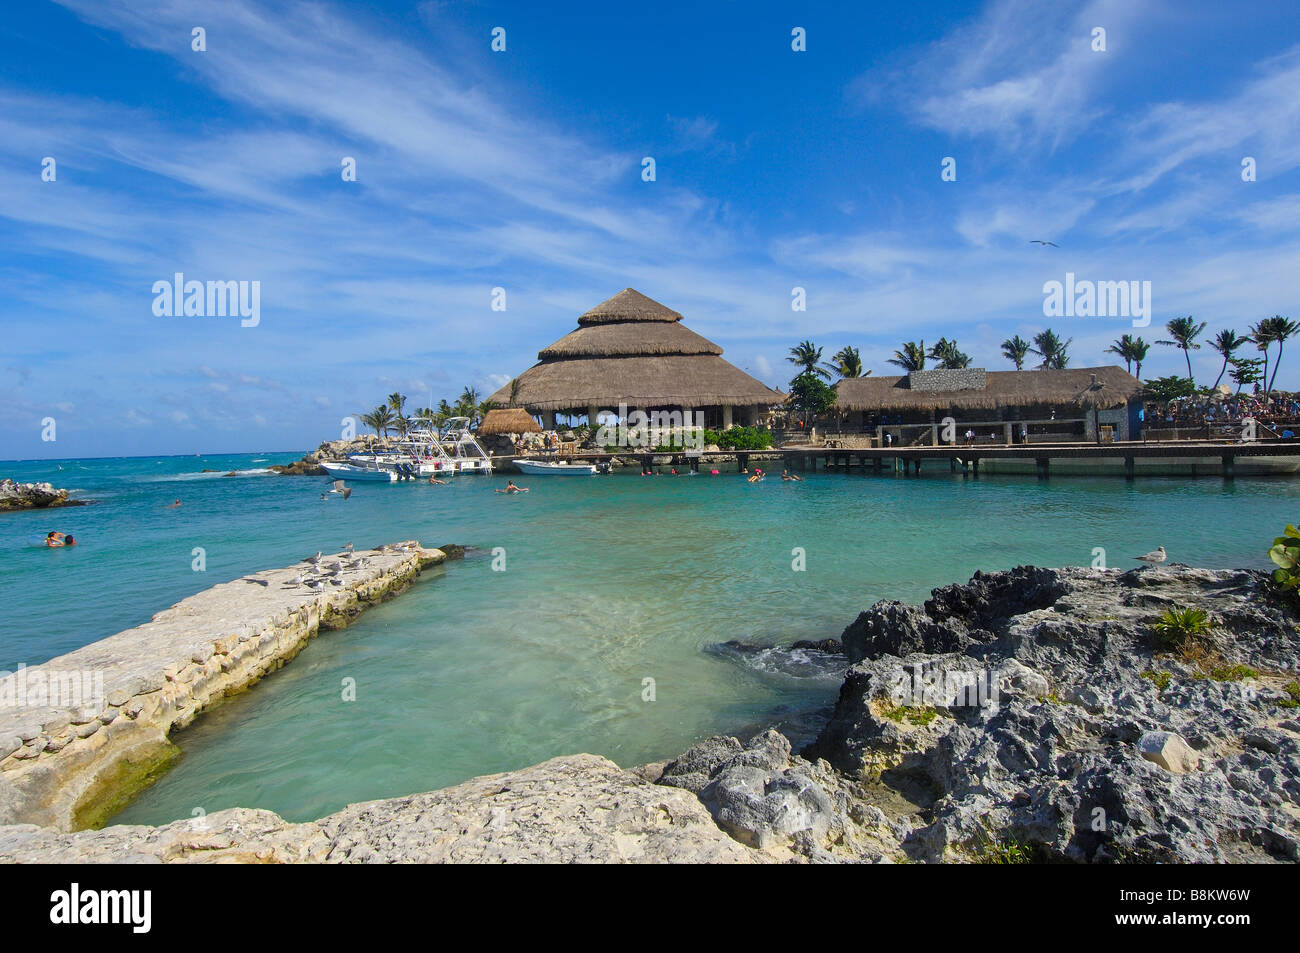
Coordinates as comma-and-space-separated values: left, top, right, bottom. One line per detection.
1029, 240, 1059, 247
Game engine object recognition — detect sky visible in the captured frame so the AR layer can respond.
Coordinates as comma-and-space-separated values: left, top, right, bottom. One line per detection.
2, 0, 1298, 458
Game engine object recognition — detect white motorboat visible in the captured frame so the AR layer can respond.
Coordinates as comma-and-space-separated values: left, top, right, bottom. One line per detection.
320, 460, 398, 482
438, 417, 493, 474
514, 459, 597, 476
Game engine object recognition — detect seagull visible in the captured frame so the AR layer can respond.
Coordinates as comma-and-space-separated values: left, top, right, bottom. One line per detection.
284, 573, 307, 588
308, 552, 323, 568
327, 480, 352, 500
1134, 546, 1167, 564
1029, 239, 1059, 247
343, 542, 354, 554
305, 578, 326, 591
325, 560, 343, 573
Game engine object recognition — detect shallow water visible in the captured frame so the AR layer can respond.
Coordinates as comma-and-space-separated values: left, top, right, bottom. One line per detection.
1, 453, 1293, 825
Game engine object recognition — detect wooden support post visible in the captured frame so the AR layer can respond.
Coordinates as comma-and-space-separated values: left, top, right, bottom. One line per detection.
1222, 454, 1235, 480
1124, 456, 1135, 481
950, 456, 957, 472
972, 457, 980, 476
1036, 457, 1049, 480
873, 455, 882, 473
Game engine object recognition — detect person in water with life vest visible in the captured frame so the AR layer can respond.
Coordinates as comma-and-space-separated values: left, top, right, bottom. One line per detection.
45, 531, 77, 547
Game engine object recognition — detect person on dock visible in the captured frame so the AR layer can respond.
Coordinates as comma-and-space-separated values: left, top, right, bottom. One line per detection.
45, 531, 77, 547
496, 480, 529, 494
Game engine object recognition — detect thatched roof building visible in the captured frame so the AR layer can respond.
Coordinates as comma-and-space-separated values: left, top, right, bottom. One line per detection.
834, 366, 1145, 441
835, 366, 1142, 413
478, 407, 542, 435
486, 289, 782, 429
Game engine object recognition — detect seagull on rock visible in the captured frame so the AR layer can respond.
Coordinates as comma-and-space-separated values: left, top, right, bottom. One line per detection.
1134, 546, 1167, 565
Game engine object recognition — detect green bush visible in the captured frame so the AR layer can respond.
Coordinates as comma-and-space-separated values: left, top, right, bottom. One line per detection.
1268, 524, 1300, 603
703, 425, 774, 451
1140, 670, 1172, 692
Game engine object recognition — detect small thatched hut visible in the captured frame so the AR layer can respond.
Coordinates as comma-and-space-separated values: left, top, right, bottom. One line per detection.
834, 366, 1144, 441
478, 407, 542, 435
486, 289, 783, 429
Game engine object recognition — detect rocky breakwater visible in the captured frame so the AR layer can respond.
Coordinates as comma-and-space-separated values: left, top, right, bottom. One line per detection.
270, 437, 403, 476
659, 564, 1300, 862
0, 541, 449, 831
0, 478, 84, 511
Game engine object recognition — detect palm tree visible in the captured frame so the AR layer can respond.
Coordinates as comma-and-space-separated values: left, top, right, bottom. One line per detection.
1001, 335, 1031, 370
788, 340, 830, 380
1157, 316, 1207, 385
1105, 334, 1137, 374
456, 386, 481, 422
477, 399, 499, 423
360, 404, 396, 437
387, 392, 407, 416
928, 337, 971, 369
506, 378, 522, 407
1208, 329, 1245, 391
887, 341, 926, 373
1130, 337, 1150, 379
827, 345, 867, 379
1248, 321, 1272, 398
1263, 315, 1298, 397
1030, 329, 1071, 369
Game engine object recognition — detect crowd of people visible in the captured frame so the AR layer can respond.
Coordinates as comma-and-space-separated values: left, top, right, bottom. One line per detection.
1146, 390, 1300, 431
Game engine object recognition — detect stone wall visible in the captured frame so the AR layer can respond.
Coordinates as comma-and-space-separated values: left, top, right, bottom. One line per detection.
0, 542, 446, 830
907, 368, 987, 392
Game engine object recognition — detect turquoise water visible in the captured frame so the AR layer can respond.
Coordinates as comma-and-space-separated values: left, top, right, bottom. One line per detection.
2, 454, 1294, 825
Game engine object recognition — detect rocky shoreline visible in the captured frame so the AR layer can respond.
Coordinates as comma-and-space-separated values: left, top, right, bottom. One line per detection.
0, 479, 86, 511
2, 563, 1297, 862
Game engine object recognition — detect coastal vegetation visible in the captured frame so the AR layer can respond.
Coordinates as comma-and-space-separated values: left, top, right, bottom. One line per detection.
1267, 523, 1300, 605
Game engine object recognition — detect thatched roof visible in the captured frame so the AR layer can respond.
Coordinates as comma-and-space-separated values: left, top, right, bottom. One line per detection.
834, 366, 1142, 413
478, 407, 542, 434
486, 289, 783, 412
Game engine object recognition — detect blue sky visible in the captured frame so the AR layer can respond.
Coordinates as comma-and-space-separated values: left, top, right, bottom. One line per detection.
2, 0, 1298, 458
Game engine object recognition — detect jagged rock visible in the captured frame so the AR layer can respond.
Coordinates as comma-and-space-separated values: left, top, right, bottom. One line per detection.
1139, 730, 1200, 773
0, 479, 81, 510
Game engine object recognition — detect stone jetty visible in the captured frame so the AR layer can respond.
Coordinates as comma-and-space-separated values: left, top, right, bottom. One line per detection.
0, 541, 448, 830
0, 479, 83, 511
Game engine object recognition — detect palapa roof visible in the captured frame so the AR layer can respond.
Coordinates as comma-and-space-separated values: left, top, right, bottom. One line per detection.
478, 407, 542, 434
487, 289, 783, 412
834, 366, 1143, 413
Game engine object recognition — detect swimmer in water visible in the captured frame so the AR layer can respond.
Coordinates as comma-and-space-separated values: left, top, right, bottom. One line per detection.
495, 481, 529, 494
45, 531, 77, 547
428, 477, 450, 485
166, 499, 182, 509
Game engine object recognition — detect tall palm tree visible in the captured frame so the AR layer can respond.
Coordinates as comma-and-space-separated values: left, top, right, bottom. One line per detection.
1263, 315, 1298, 397
1001, 335, 1031, 370
1105, 334, 1137, 374
826, 345, 867, 379
387, 392, 407, 416
1208, 329, 1244, 391
1030, 329, 1071, 369
1130, 337, 1150, 379
1248, 321, 1272, 398
1157, 316, 1207, 384
360, 404, 396, 437
928, 337, 971, 369
788, 340, 830, 379
887, 341, 926, 373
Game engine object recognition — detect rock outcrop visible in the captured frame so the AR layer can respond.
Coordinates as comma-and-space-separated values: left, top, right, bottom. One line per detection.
0, 755, 768, 863
0, 479, 83, 510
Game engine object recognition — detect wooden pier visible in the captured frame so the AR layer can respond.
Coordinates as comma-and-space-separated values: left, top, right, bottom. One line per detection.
502, 440, 1300, 480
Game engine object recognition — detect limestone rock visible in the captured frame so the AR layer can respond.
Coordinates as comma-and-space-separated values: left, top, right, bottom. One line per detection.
1138, 730, 1201, 774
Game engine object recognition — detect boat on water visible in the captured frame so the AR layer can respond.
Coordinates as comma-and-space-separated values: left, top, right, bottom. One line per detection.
320, 459, 399, 482
438, 417, 493, 474
514, 459, 598, 476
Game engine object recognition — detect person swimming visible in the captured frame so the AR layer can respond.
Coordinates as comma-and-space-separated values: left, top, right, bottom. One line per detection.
428, 477, 450, 485
166, 499, 182, 509
45, 531, 77, 547
495, 480, 529, 494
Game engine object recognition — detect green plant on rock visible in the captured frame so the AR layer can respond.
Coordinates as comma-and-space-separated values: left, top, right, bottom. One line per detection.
879, 701, 941, 727
969, 829, 1034, 864
1201, 664, 1259, 683
1268, 525, 1300, 603
1278, 681, 1300, 709
1140, 670, 1172, 692
1151, 606, 1212, 651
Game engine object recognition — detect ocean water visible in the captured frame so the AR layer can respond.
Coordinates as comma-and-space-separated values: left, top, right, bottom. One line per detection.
1, 453, 1294, 826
